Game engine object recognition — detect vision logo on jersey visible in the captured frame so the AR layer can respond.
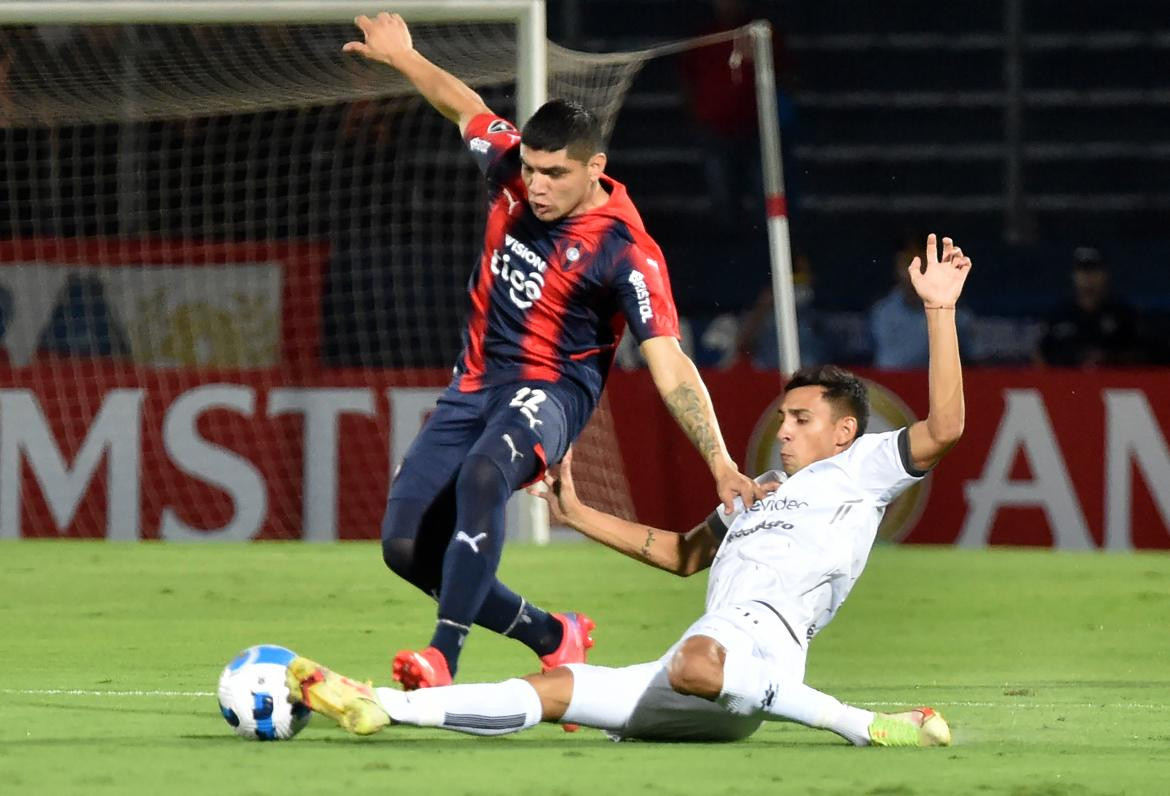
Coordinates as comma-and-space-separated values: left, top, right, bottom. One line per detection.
628, 270, 654, 322
491, 234, 549, 310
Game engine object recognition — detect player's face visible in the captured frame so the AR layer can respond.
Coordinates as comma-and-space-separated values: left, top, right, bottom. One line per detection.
520, 145, 604, 222
775, 385, 858, 475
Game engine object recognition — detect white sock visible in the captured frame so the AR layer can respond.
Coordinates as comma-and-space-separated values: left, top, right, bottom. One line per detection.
374, 679, 543, 737
717, 649, 874, 746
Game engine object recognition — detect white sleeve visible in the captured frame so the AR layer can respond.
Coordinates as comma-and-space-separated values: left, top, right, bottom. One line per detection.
705, 469, 785, 538
852, 429, 927, 507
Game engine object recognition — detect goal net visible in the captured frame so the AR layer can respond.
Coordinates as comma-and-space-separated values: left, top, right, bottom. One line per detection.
0, 16, 649, 540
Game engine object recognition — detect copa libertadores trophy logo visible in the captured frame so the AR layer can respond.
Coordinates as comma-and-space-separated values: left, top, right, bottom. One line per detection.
745, 379, 931, 543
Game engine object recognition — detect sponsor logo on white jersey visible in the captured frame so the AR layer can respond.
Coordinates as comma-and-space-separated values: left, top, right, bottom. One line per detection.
748, 496, 808, 512
726, 516, 795, 541
491, 234, 549, 310
628, 270, 654, 322
829, 499, 863, 524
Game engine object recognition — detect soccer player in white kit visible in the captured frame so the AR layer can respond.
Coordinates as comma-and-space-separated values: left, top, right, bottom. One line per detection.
287, 234, 972, 747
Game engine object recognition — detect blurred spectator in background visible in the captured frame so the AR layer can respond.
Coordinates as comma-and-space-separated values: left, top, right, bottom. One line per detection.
734, 252, 830, 369
869, 235, 975, 369
1036, 247, 1143, 367
679, 0, 795, 232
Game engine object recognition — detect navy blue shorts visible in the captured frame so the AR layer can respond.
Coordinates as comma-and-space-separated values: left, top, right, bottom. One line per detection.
388, 380, 591, 508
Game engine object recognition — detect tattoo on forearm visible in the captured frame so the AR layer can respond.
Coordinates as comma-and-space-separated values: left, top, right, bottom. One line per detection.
665, 384, 720, 460
639, 528, 655, 559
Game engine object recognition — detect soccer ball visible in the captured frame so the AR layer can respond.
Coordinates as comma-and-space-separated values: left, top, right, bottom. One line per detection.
217, 644, 310, 741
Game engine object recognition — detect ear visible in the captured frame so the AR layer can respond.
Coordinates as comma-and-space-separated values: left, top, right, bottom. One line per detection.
587, 152, 606, 180
834, 416, 858, 448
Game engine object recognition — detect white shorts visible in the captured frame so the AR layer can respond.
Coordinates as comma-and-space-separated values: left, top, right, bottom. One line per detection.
562, 602, 806, 741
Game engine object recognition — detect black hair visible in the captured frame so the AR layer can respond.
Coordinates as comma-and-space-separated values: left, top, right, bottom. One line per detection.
520, 99, 603, 163
784, 365, 869, 437
1071, 246, 1107, 272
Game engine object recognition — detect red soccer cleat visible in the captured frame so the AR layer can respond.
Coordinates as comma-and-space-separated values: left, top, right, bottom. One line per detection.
392, 646, 453, 690
539, 612, 596, 732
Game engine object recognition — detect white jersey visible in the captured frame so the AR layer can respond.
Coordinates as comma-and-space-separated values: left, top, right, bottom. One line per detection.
706, 429, 925, 647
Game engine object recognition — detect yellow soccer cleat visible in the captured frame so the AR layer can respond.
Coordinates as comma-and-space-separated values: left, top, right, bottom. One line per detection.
868, 707, 951, 747
285, 655, 391, 736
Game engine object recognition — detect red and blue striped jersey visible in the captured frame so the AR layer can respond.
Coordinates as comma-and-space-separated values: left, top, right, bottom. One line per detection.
455, 112, 680, 407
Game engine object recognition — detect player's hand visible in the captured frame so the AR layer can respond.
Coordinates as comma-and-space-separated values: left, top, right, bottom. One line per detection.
714, 460, 768, 515
527, 449, 580, 525
909, 233, 973, 308
342, 12, 415, 68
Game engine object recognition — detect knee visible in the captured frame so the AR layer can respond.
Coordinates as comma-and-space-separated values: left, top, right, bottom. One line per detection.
381, 536, 416, 578
666, 636, 726, 699
380, 501, 422, 577
521, 667, 575, 723
456, 453, 511, 497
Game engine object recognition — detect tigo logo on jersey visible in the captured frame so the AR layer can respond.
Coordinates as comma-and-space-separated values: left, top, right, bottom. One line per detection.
469, 137, 491, 154
491, 235, 549, 310
628, 270, 654, 322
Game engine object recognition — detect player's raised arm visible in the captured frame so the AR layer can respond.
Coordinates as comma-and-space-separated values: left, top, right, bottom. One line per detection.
640, 337, 767, 514
343, 12, 491, 134
529, 450, 720, 577
906, 233, 972, 471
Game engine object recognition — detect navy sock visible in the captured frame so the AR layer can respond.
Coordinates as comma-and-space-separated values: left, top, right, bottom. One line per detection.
475, 580, 564, 658
430, 453, 511, 676
429, 619, 471, 671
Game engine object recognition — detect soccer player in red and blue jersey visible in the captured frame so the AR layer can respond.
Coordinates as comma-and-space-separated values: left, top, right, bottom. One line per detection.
343, 13, 767, 692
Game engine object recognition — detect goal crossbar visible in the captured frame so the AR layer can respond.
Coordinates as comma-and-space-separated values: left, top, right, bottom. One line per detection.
0, 1, 538, 25
0, 1, 547, 125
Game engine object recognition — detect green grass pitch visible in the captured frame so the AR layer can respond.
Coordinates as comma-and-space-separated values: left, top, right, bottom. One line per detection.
3, 541, 1169, 795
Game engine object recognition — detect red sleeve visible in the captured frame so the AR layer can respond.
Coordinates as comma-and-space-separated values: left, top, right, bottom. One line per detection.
463, 112, 522, 191
611, 239, 680, 343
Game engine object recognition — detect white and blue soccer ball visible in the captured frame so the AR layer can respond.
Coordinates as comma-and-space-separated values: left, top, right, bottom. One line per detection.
217, 644, 310, 741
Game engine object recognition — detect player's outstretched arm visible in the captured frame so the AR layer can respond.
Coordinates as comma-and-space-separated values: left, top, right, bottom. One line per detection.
528, 450, 718, 576
640, 337, 767, 514
906, 233, 972, 471
342, 12, 491, 134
